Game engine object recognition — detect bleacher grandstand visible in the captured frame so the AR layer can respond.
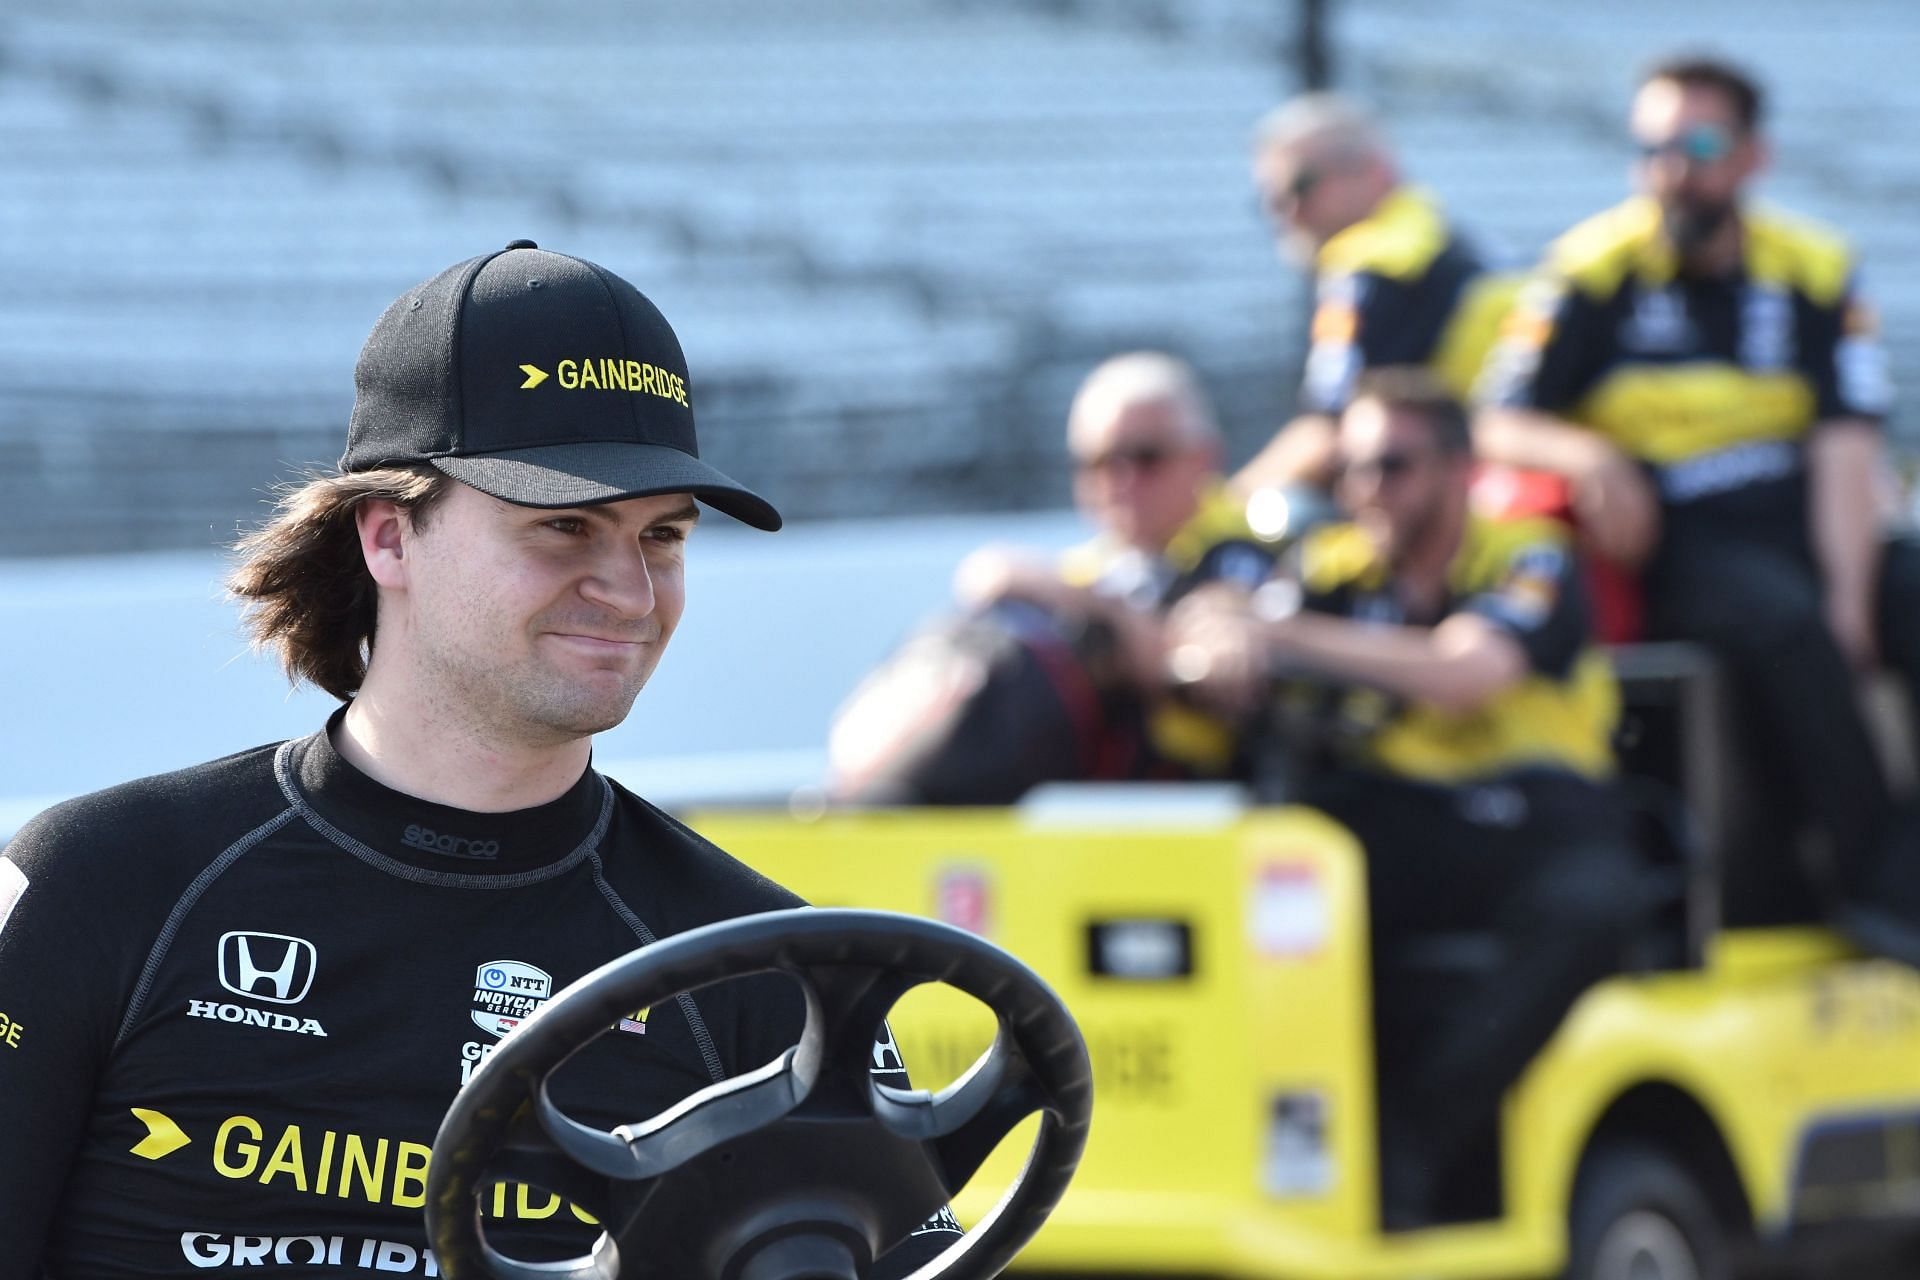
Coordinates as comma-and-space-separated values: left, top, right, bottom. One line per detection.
2, 0, 1915, 554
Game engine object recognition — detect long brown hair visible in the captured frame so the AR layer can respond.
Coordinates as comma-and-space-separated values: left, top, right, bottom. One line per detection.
228, 465, 452, 700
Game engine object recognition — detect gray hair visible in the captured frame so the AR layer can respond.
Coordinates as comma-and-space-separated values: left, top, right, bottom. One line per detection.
1252, 91, 1387, 163
1068, 351, 1221, 447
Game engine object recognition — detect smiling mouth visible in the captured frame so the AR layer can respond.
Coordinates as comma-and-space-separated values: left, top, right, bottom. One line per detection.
547, 632, 649, 651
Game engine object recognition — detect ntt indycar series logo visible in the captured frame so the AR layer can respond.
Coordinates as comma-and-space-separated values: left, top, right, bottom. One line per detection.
471, 961, 551, 1038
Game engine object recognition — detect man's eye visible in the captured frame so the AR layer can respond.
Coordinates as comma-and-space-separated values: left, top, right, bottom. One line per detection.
649, 525, 692, 544
544, 518, 587, 536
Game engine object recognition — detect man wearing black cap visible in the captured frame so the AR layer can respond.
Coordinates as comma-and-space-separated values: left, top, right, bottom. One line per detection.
0, 243, 960, 1277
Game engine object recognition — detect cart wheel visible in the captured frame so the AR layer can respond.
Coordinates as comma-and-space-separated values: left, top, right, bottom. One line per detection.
1564, 1141, 1730, 1280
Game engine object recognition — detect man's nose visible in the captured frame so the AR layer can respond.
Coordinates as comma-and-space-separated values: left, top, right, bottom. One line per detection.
1340, 470, 1382, 509
1646, 150, 1704, 187
1104, 463, 1154, 503
580, 542, 656, 618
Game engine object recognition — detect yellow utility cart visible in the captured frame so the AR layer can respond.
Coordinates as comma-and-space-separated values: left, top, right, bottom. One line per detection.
697, 784, 1920, 1279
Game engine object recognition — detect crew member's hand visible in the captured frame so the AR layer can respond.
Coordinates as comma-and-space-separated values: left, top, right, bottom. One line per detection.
1570, 447, 1661, 569
1165, 586, 1271, 719
952, 547, 1069, 613
1825, 586, 1881, 673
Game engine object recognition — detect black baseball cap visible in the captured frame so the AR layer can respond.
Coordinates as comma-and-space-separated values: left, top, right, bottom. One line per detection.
342, 240, 780, 530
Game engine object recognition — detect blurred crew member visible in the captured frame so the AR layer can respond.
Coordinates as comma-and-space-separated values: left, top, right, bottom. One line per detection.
1172, 371, 1642, 1229
0, 243, 959, 1276
1477, 55, 1920, 948
948, 352, 1278, 780
1238, 93, 1513, 494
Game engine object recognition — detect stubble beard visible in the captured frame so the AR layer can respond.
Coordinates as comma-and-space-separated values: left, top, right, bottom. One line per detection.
1370, 492, 1443, 573
502, 661, 652, 744
1662, 195, 1736, 260
1281, 229, 1321, 269
417, 623, 663, 750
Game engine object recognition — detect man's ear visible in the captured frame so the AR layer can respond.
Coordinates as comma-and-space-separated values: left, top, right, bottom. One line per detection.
355, 499, 411, 590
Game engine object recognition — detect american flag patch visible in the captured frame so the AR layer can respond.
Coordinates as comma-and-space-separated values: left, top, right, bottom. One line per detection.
618, 1017, 647, 1035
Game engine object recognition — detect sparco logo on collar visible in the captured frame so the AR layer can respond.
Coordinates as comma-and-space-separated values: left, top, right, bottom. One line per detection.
472, 961, 552, 1037
218, 932, 318, 1004
401, 824, 501, 859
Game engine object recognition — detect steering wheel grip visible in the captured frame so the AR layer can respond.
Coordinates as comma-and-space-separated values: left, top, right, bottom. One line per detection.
427, 908, 1093, 1280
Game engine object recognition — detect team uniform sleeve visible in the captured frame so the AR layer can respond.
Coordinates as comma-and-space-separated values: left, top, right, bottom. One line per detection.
1181, 537, 1279, 597
1302, 268, 1460, 415
1298, 271, 1385, 413
1457, 536, 1591, 680
0, 809, 131, 1278
1799, 274, 1895, 425
1283, 538, 1343, 619
1476, 273, 1612, 413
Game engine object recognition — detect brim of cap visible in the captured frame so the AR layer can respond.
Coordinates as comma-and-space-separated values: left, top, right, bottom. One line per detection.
432, 442, 782, 531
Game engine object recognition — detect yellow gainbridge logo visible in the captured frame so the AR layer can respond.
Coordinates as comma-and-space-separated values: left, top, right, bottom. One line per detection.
131, 1107, 193, 1160
517, 359, 688, 407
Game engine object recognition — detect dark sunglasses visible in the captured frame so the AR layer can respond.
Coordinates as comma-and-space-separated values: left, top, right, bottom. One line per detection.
1075, 443, 1175, 474
1635, 124, 1735, 165
1338, 448, 1432, 484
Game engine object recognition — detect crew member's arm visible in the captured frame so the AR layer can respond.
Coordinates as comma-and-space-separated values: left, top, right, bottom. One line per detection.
1171, 533, 1587, 717
1233, 412, 1339, 495
1804, 278, 1897, 670
1235, 270, 1403, 495
1810, 421, 1887, 670
1260, 609, 1525, 713
1173, 591, 1524, 718
951, 547, 1172, 692
952, 546, 1089, 618
1475, 277, 1661, 568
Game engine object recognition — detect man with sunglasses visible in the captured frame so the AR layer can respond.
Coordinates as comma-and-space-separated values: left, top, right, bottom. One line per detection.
1237, 93, 1515, 495
947, 352, 1278, 782
1169, 369, 1641, 1230
1477, 55, 1920, 955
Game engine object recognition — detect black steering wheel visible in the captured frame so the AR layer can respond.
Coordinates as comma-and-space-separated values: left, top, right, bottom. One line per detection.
426, 908, 1093, 1280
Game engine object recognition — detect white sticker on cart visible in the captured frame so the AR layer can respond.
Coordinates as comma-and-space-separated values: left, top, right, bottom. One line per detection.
1249, 862, 1327, 958
0, 859, 26, 940
1264, 1090, 1334, 1196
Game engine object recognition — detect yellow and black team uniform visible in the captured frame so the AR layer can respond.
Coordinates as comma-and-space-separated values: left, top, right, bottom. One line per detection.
1290, 516, 1618, 784
1300, 187, 1518, 416
0, 713, 960, 1278
1060, 485, 1279, 779
1483, 196, 1919, 925
1282, 516, 1642, 1223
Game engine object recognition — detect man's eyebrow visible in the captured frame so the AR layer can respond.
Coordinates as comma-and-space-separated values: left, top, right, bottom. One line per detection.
562, 500, 701, 528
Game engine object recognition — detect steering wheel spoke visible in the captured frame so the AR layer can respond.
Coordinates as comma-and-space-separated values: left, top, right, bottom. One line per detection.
889, 1036, 1049, 1192
792, 962, 926, 1092
870, 1027, 1013, 1135
618, 1050, 806, 1177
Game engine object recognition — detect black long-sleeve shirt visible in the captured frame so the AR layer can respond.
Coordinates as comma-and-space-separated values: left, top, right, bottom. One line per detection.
0, 714, 958, 1277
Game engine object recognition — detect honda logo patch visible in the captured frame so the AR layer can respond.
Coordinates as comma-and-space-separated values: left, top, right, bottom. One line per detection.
217, 932, 318, 1005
